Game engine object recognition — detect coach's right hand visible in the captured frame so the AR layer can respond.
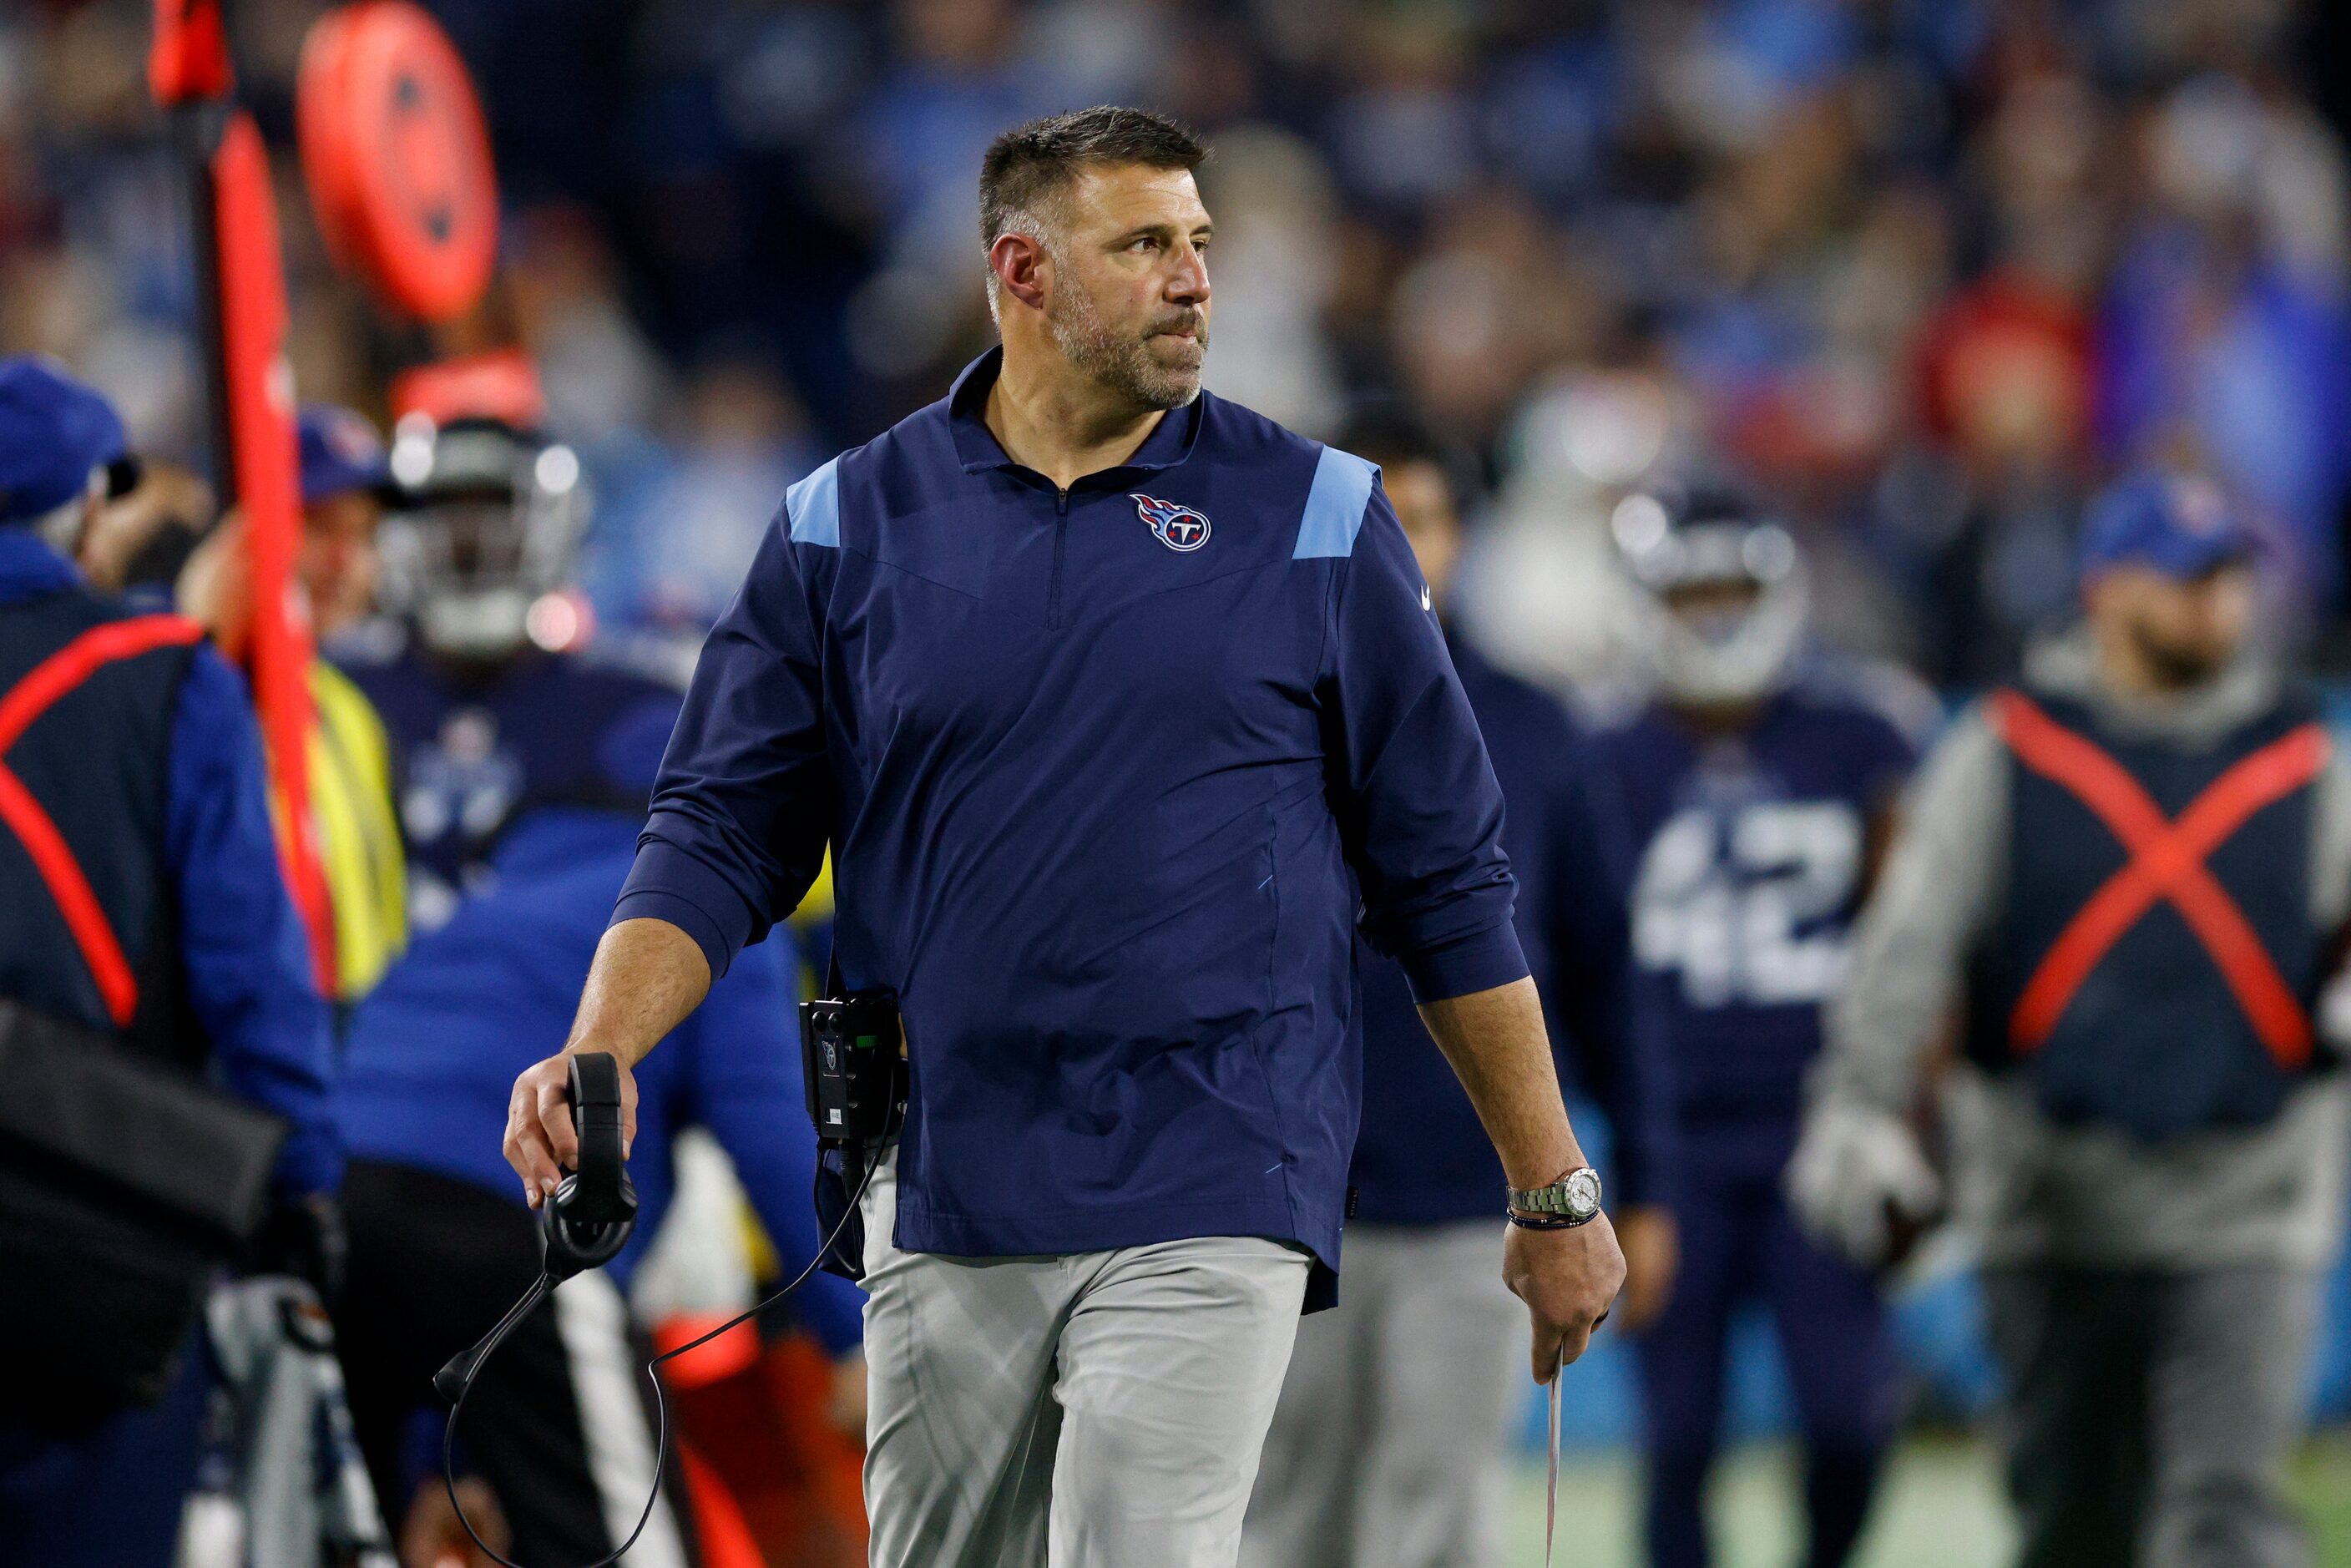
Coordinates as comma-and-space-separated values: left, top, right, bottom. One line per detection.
504, 1048, 640, 1210
1504, 1209, 1626, 1383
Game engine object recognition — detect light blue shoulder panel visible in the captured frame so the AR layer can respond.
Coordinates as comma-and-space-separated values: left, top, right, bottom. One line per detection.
785, 456, 842, 547
1292, 445, 1380, 559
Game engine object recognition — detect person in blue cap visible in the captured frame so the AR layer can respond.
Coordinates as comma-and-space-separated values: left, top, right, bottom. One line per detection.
175, 403, 409, 1009
296, 405, 401, 638
1794, 469, 2350, 1568
0, 357, 141, 554
0, 358, 341, 1563
293, 406, 407, 1007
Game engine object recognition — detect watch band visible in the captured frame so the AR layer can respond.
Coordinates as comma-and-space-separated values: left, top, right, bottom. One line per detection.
1507, 1166, 1602, 1227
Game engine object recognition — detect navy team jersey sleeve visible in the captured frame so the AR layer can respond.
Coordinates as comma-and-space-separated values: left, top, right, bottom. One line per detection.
166, 645, 341, 1198
615, 506, 837, 979
1321, 484, 1526, 1001
1545, 731, 1678, 1209
681, 933, 866, 1356
1858, 705, 1925, 809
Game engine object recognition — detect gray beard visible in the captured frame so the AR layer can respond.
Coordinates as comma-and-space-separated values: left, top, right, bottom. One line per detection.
1048, 286, 1205, 412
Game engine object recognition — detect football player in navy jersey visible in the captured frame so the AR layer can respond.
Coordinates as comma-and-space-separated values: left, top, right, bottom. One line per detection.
335, 411, 683, 932
1588, 484, 1929, 1568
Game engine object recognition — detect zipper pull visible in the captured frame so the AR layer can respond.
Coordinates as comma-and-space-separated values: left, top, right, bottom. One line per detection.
1056, 488, 1069, 515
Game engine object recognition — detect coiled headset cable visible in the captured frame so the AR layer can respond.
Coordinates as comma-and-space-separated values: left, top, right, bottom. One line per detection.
433, 1050, 896, 1568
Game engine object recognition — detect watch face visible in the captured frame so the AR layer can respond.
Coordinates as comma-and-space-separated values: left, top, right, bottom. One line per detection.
1565, 1168, 1602, 1219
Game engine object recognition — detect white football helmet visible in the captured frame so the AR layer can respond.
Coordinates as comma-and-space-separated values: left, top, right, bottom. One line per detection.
377, 415, 587, 662
1613, 482, 1809, 706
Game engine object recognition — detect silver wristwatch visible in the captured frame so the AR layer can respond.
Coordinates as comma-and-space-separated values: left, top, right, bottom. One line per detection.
1508, 1166, 1603, 1227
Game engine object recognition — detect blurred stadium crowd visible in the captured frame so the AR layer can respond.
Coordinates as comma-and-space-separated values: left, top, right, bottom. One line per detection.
7, 0, 2351, 1561
7, 0, 2348, 677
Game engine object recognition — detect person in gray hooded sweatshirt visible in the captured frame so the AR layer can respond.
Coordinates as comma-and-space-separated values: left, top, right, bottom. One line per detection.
1788, 469, 2351, 1568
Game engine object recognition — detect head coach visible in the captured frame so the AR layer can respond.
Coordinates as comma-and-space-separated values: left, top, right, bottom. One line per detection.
502, 106, 1624, 1566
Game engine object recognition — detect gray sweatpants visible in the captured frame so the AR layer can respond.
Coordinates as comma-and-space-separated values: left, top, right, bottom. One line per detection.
858, 1148, 1312, 1568
1240, 1221, 1524, 1568
1982, 1265, 2320, 1568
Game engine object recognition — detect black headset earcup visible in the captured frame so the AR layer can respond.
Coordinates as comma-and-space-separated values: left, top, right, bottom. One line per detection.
539, 1171, 637, 1282
538, 1058, 642, 1286
539, 1174, 586, 1281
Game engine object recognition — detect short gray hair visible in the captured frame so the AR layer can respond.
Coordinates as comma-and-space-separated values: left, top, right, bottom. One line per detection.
978, 106, 1206, 315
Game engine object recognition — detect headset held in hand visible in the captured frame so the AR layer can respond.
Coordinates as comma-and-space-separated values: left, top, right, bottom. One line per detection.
434, 1034, 900, 1568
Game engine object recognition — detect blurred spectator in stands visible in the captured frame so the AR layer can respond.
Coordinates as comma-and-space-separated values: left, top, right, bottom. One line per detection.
2099, 70, 2351, 610
508, 205, 673, 449
1879, 73, 2110, 688
1196, 124, 1344, 437
588, 354, 824, 643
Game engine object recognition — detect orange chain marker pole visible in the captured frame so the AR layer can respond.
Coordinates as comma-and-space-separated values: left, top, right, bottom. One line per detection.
150, 0, 336, 993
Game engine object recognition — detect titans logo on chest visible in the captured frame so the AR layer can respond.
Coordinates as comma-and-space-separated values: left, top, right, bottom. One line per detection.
1135, 493, 1211, 552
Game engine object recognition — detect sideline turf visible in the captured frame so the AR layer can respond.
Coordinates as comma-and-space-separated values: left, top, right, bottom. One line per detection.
1509, 1433, 2351, 1567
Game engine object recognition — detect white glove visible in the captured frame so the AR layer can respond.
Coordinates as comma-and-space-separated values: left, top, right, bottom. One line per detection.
1785, 1096, 1942, 1269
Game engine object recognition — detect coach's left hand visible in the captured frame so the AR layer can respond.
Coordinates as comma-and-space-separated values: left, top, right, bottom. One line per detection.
1504, 1209, 1626, 1383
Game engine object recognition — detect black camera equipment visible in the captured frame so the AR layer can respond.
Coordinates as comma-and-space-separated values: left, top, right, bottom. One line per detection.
0, 998, 286, 1428
433, 1043, 897, 1568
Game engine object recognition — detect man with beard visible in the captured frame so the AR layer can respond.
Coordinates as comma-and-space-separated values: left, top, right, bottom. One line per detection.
1793, 471, 2351, 1568
498, 106, 1624, 1568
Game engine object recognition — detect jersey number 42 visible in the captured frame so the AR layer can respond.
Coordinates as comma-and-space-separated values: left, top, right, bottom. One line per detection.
1631, 801, 1862, 1009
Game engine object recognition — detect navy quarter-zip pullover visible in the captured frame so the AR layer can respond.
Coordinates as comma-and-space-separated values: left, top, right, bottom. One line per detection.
616, 350, 1526, 1283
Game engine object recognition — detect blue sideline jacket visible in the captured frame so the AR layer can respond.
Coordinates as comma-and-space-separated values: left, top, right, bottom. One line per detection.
0, 529, 338, 1197
1350, 635, 1675, 1225
616, 348, 1527, 1287
334, 808, 866, 1353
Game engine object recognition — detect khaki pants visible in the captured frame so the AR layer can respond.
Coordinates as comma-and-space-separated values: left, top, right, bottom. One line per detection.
859, 1148, 1312, 1568
1241, 1221, 1524, 1568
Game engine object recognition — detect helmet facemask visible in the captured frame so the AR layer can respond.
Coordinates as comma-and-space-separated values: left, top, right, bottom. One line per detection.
1614, 491, 1809, 706
378, 419, 585, 663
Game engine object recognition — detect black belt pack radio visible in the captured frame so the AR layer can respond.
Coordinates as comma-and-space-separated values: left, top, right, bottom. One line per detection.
800, 989, 906, 1147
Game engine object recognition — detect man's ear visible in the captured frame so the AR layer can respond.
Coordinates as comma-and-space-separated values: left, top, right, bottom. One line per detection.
989, 230, 1049, 314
